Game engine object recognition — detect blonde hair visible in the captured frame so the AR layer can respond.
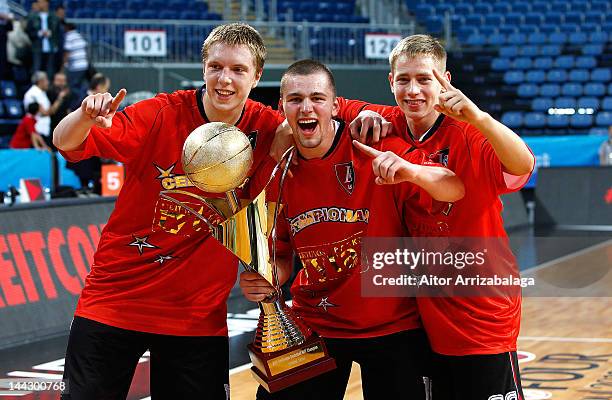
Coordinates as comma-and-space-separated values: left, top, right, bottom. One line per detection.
389, 34, 447, 72
201, 23, 267, 72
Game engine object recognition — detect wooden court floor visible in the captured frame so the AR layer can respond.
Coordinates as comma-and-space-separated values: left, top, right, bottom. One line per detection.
230, 241, 612, 400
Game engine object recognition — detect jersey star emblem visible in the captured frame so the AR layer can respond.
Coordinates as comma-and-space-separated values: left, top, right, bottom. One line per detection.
154, 163, 177, 179
154, 254, 175, 264
128, 235, 159, 255
316, 297, 337, 312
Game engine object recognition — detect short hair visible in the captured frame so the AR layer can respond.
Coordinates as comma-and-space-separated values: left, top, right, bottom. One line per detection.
89, 73, 109, 90
389, 34, 447, 72
201, 23, 266, 72
280, 59, 336, 97
31, 71, 47, 84
27, 102, 40, 115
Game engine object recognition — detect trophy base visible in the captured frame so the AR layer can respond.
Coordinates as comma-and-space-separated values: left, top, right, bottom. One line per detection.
247, 335, 336, 393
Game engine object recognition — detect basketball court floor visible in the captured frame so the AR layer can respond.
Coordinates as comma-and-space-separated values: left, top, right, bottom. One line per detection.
0, 227, 610, 399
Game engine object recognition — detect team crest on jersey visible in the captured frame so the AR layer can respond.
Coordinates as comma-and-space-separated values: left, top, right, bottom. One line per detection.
334, 161, 355, 195
429, 147, 450, 166
247, 130, 258, 149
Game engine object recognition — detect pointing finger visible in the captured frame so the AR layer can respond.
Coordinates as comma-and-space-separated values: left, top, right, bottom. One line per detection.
353, 140, 382, 158
432, 68, 452, 91
109, 88, 127, 113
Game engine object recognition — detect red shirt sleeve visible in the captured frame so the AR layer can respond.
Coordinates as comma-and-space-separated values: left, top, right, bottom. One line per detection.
336, 97, 370, 122
464, 124, 533, 195
59, 97, 163, 164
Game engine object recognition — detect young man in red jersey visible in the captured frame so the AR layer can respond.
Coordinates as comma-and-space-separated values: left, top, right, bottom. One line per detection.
346, 35, 535, 400
240, 59, 465, 399
52, 23, 289, 399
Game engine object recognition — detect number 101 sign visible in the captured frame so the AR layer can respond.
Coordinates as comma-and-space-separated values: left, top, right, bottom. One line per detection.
124, 30, 167, 57
364, 33, 401, 60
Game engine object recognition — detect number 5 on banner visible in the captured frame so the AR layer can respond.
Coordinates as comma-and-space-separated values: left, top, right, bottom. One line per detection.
102, 164, 125, 196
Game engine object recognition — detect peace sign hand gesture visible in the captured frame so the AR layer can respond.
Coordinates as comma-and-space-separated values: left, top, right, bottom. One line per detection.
432, 69, 486, 125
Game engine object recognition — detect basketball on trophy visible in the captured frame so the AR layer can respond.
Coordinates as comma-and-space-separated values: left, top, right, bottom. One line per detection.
182, 122, 254, 193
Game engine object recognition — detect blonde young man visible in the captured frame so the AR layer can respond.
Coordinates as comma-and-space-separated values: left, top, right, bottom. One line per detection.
53, 23, 285, 399
347, 35, 535, 400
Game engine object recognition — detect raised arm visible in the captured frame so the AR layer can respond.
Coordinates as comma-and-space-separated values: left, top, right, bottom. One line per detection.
53, 88, 126, 151
432, 69, 534, 176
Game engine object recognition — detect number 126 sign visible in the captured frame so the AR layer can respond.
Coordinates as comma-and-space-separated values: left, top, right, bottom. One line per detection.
124, 30, 167, 57
364, 33, 401, 60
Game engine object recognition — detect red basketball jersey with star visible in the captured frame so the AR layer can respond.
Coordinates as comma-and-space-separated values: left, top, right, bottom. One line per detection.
60, 88, 283, 336
274, 120, 433, 338
340, 103, 534, 355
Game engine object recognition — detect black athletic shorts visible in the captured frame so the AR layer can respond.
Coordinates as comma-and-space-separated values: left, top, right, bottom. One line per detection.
256, 329, 432, 400
61, 316, 230, 400
431, 351, 525, 400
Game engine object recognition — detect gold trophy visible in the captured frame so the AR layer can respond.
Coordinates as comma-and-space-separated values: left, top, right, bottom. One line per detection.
161, 123, 335, 393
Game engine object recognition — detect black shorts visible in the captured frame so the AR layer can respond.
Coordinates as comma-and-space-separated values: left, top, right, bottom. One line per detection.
61, 316, 229, 400
256, 329, 432, 400
431, 351, 524, 400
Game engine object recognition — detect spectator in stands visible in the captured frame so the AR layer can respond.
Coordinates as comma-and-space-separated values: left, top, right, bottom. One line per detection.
63, 22, 89, 95
53, 5, 65, 74
25, 0, 61, 78
0, 0, 13, 79
599, 126, 612, 166
9, 102, 50, 150
7, 19, 32, 72
23, 70, 68, 148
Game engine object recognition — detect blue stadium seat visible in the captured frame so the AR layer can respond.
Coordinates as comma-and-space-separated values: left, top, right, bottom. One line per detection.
117, 10, 138, 18
561, 23, 580, 33
550, 1, 571, 12
584, 83, 606, 97
499, 46, 519, 58
507, 33, 526, 46
126, 0, 145, 9
547, 69, 568, 82
485, 14, 505, 26
525, 12, 544, 25
603, 97, 612, 111
179, 10, 200, 20
608, 83, 612, 95
512, 2, 531, 14
513, 57, 532, 70
159, 10, 180, 19
520, 46, 539, 57
591, 68, 612, 82
568, 32, 588, 44
545, 11, 564, 25
561, 82, 583, 96
414, 4, 434, 18
94, 10, 114, 18
466, 33, 487, 46
596, 112, 612, 126
499, 26, 517, 35
547, 114, 570, 128
457, 27, 477, 42
488, 33, 506, 46
465, 15, 484, 26
582, 44, 604, 56
584, 11, 604, 25
526, 70, 546, 83
540, 83, 561, 97
501, 111, 523, 128
524, 112, 546, 128
492, 58, 512, 71
454, 4, 473, 14
517, 83, 539, 97
0, 81, 17, 98
548, 32, 568, 45
575, 56, 597, 69
493, 3, 511, 14
504, 71, 524, 84
504, 13, 523, 26
538, 24, 558, 34
73, 9, 94, 18
541, 45, 562, 56
590, 127, 608, 135
590, 1, 610, 13
554, 55, 575, 69
588, 31, 608, 44
527, 32, 547, 45
138, 10, 156, 19
564, 11, 584, 25
577, 97, 600, 110
569, 69, 590, 83
3, 99, 23, 118
474, 3, 493, 14
555, 97, 577, 108
570, 114, 593, 128
532, 97, 554, 112
533, 57, 553, 69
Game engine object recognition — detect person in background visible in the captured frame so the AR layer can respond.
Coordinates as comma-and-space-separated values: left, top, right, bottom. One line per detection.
63, 22, 88, 95
0, 0, 13, 79
598, 125, 612, 166
10, 102, 50, 150
25, 0, 61, 78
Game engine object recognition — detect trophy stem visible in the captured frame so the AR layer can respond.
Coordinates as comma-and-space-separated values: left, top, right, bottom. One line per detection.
252, 299, 312, 353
